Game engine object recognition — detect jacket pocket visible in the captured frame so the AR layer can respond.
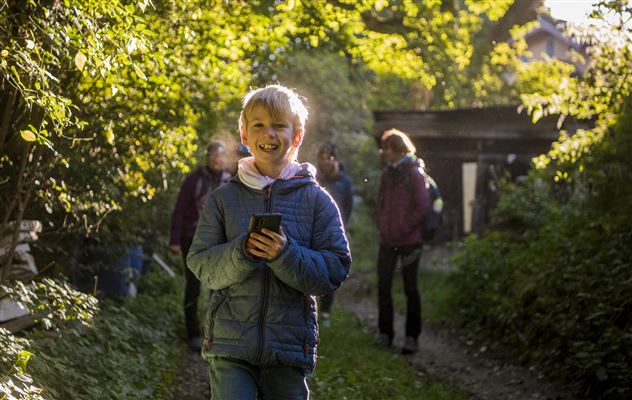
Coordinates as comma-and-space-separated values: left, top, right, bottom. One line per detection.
203, 290, 228, 349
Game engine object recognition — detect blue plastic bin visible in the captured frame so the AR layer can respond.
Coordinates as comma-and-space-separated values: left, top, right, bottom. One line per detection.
98, 252, 129, 299
98, 245, 143, 299
128, 245, 143, 283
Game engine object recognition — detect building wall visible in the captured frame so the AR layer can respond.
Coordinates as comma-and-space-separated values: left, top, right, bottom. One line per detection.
523, 15, 588, 74
527, 34, 573, 62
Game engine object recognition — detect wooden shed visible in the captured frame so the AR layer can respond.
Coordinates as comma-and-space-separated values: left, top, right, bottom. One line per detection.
373, 105, 583, 242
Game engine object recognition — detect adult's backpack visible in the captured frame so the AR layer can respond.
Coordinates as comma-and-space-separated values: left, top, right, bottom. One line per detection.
422, 174, 444, 241
404, 160, 445, 241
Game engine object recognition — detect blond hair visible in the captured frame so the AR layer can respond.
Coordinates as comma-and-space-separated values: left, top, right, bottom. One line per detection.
239, 84, 308, 135
239, 84, 308, 161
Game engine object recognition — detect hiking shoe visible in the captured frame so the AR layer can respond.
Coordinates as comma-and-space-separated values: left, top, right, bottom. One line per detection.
376, 333, 392, 347
402, 336, 418, 355
189, 336, 203, 352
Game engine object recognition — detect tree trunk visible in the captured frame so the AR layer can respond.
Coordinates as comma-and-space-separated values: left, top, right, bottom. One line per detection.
0, 85, 17, 154
1, 143, 33, 281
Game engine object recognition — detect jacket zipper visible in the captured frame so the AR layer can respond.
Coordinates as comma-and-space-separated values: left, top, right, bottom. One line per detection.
255, 183, 275, 364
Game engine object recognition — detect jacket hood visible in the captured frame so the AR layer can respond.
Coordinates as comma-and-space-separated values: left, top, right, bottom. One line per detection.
386, 155, 419, 173
231, 162, 317, 193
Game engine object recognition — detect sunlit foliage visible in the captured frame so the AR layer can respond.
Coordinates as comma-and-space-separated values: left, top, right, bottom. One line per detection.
1, 0, 538, 265
450, 2, 632, 398
0, 278, 100, 399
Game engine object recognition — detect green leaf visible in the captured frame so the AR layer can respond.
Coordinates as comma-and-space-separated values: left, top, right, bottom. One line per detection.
105, 128, 115, 145
75, 51, 87, 70
595, 367, 608, 381
16, 350, 33, 373
20, 129, 37, 142
133, 65, 147, 80
531, 108, 543, 124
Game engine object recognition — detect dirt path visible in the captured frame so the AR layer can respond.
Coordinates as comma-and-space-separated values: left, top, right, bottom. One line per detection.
170, 247, 579, 400
171, 347, 210, 400
337, 267, 579, 400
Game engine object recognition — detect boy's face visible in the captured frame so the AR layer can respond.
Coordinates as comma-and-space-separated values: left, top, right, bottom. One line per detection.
240, 104, 302, 175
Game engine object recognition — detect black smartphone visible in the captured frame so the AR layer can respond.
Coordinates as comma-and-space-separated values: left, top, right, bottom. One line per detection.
248, 213, 282, 234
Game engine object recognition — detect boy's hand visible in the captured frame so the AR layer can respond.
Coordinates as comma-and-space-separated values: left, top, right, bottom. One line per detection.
246, 227, 287, 260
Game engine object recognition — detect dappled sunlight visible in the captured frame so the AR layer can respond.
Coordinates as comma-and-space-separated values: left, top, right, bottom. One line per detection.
1, 0, 630, 398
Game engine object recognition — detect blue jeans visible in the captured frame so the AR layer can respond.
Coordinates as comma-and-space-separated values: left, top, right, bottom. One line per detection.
209, 357, 309, 400
320, 290, 335, 314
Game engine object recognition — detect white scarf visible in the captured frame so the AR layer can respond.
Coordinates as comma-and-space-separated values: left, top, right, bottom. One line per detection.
237, 157, 303, 190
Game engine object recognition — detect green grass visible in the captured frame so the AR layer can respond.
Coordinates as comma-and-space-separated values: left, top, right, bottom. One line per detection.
417, 269, 457, 324
310, 306, 469, 400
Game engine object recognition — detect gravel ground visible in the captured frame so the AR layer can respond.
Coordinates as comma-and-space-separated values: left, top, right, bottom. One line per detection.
336, 260, 580, 400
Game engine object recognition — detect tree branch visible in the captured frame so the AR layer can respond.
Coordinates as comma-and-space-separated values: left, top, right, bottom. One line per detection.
0, 84, 17, 154
470, 0, 543, 71
488, 0, 543, 44
1, 143, 32, 280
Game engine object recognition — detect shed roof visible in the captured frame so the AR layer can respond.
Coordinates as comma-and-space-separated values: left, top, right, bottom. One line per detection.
373, 105, 563, 140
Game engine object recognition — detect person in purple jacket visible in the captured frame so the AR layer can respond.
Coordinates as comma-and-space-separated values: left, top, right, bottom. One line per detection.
169, 142, 231, 351
376, 128, 430, 355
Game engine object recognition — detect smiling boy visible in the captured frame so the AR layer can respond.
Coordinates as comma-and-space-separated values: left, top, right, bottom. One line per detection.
187, 84, 352, 399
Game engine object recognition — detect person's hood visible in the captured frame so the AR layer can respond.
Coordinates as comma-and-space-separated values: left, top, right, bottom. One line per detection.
236, 156, 316, 190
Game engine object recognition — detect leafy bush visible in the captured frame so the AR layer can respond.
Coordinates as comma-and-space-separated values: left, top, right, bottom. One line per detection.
448, 4, 632, 396
449, 98, 632, 399
0, 329, 44, 400
1, 277, 100, 400
1, 271, 182, 400
1, 278, 99, 331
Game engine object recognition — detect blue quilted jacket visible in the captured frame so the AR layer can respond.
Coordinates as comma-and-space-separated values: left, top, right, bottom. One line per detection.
187, 164, 351, 373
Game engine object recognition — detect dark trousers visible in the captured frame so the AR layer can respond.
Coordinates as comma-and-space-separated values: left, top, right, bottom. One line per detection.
377, 244, 423, 340
320, 291, 335, 314
181, 236, 200, 339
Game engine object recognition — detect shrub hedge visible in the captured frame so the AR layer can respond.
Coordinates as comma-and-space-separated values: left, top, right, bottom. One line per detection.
448, 98, 632, 399
1, 271, 183, 400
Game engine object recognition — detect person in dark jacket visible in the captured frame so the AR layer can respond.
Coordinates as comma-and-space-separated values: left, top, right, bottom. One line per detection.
376, 128, 430, 355
316, 141, 353, 327
169, 142, 231, 351
187, 84, 351, 399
